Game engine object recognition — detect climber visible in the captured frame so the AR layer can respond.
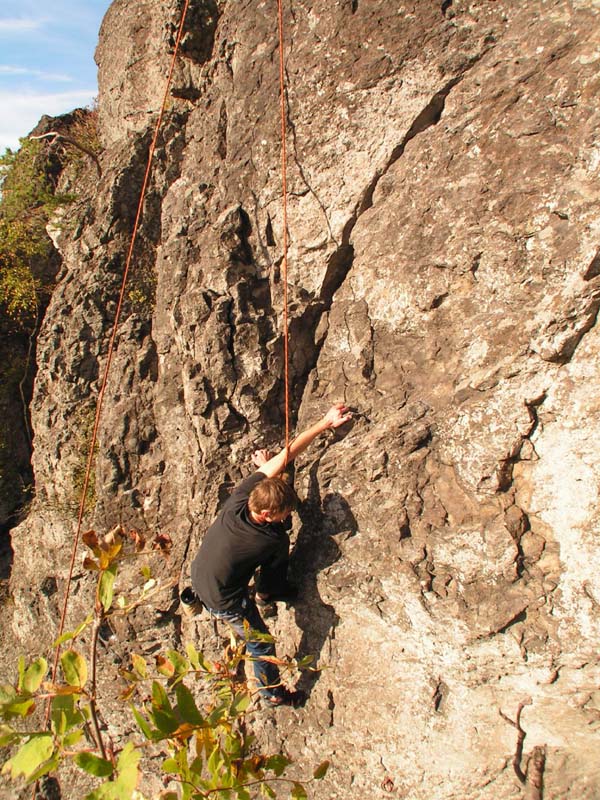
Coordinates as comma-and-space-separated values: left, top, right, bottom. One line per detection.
189, 402, 352, 706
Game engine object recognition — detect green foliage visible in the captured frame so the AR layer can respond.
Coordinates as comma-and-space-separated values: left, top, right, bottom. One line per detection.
60, 650, 88, 688
0, 139, 58, 333
1, 733, 54, 781
0, 135, 66, 521
18, 656, 47, 694
0, 682, 35, 720
74, 752, 114, 778
1, 140, 54, 215
0, 526, 326, 799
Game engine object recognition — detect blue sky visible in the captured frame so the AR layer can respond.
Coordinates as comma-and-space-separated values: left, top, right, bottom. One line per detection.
0, 0, 112, 152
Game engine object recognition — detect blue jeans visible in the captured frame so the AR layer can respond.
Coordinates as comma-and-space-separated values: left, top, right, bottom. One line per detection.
209, 596, 282, 699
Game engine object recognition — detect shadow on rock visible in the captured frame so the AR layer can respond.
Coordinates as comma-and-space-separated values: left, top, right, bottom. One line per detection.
290, 463, 358, 700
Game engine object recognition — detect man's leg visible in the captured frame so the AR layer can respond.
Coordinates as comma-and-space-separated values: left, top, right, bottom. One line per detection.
214, 598, 283, 699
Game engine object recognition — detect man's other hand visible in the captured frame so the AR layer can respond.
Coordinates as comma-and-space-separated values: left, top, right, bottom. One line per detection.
252, 449, 273, 468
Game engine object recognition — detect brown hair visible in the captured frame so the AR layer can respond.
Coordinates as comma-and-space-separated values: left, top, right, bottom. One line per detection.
248, 477, 297, 516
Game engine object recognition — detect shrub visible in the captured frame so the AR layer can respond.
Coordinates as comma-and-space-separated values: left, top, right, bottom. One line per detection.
0, 137, 63, 522
0, 140, 57, 334
0, 527, 328, 798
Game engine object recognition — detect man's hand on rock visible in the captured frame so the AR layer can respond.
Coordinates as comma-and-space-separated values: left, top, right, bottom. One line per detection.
323, 403, 352, 429
252, 449, 273, 468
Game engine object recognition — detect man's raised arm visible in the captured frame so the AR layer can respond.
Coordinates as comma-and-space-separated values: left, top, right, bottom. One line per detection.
256, 403, 352, 479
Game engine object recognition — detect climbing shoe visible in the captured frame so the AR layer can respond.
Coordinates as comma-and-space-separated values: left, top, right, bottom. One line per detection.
264, 688, 306, 708
179, 587, 204, 617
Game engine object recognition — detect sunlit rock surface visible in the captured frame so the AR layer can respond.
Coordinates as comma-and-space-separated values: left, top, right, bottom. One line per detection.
4, 1, 600, 798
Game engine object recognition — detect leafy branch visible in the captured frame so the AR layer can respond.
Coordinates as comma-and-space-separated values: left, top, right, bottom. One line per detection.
0, 526, 327, 799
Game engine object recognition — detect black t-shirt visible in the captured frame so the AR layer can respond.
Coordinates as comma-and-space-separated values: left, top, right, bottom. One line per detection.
191, 472, 285, 611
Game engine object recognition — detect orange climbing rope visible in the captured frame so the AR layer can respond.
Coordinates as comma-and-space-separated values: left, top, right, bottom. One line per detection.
277, 0, 291, 461
45, 0, 192, 716
47, 0, 290, 711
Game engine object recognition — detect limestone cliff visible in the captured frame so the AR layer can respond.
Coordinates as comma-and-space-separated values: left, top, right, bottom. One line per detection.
4, 1, 600, 798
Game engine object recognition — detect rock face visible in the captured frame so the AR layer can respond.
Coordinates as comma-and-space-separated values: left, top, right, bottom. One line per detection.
4, 1, 600, 798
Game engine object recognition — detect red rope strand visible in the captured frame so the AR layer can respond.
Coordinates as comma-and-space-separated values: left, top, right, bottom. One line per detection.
45, 0, 191, 717
277, 0, 291, 462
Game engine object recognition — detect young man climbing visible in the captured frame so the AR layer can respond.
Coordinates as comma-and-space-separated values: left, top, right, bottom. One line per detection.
190, 403, 352, 706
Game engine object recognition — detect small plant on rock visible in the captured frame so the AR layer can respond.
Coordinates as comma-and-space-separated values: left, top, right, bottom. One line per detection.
0, 526, 329, 799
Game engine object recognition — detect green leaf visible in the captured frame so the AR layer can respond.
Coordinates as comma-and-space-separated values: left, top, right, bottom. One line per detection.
84, 745, 140, 799
151, 708, 179, 736
63, 729, 84, 747
28, 753, 60, 783
185, 642, 200, 670
229, 692, 251, 717
131, 654, 147, 680
290, 783, 307, 800
54, 614, 93, 646
151, 681, 171, 712
114, 742, 140, 795
295, 655, 315, 670
0, 684, 35, 718
162, 757, 181, 774
2, 733, 53, 780
207, 702, 228, 727
21, 658, 47, 694
185, 643, 212, 672
223, 733, 242, 761
207, 745, 224, 780
166, 650, 189, 677
75, 752, 114, 778
14, 698, 35, 717
236, 788, 251, 800
54, 710, 67, 737
261, 783, 276, 799
313, 760, 330, 780
51, 693, 82, 734
98, 563, 118, 612
264, 754, 291, 777
61, 649, 88, 688
175, 683, 204, 725
130, 704, 153, 740
17, 656, 26, 691
0, 723, 19, 746
85, 784, 117, 799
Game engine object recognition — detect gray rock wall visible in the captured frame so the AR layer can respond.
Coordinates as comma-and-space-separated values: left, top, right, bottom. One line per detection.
4, 1, 600, 798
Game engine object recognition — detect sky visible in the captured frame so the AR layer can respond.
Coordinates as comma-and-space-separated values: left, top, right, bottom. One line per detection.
0, 0, 112, 153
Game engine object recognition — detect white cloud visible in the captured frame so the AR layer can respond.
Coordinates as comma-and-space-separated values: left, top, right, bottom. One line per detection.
0, 65, 73, 82
0, 18, 44, 33
0, 88, 96, 152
